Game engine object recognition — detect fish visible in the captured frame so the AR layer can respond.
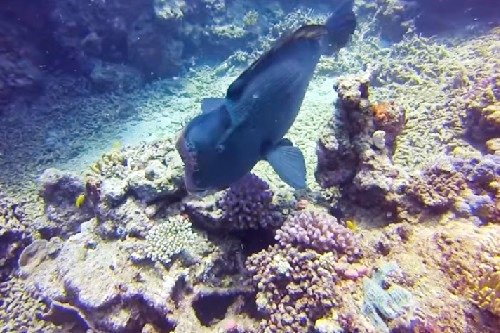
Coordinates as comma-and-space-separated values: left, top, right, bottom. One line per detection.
176, 0, 357, 193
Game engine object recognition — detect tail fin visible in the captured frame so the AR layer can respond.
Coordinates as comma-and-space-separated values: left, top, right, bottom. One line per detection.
325, 0, 357, 52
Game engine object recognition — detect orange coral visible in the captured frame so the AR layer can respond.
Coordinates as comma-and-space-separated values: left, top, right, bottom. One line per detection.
371, 102, 391, 123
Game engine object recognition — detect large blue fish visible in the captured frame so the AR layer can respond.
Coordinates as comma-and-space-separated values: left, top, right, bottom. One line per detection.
177, 1, 356, 193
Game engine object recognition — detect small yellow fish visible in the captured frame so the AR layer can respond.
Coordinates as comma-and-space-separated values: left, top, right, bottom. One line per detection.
75, 193, 86, 208
345, 220, 358, 231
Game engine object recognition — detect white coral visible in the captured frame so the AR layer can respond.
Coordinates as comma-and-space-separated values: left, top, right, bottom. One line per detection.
145, 215, 211, 265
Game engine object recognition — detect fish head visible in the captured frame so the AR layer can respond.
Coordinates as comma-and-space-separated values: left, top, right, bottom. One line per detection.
176, 107, 231, 193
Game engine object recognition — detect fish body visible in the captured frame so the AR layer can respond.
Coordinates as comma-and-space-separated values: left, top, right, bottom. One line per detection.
177, 0, 356, 193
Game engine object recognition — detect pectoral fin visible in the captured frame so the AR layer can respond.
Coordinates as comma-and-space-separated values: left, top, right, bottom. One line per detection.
265, 139, 306, 189
201, 98, 225, 113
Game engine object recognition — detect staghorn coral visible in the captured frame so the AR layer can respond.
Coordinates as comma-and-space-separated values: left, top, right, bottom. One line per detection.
216, 174, 283, 230
246, 210, 365, 332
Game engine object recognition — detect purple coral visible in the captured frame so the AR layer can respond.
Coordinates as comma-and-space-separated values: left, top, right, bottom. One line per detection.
217, 174, 283, 230
275, 211, 361, 261
246, 211, 363, 332
406, 167, 466, 211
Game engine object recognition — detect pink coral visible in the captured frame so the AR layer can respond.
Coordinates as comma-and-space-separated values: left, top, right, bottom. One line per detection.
246, 211, 363, 332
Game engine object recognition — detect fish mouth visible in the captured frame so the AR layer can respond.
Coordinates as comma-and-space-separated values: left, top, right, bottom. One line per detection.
176, 132, 203, 193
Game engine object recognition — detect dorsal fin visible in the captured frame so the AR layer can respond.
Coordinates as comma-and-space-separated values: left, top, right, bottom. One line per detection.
226, 25, 327, 101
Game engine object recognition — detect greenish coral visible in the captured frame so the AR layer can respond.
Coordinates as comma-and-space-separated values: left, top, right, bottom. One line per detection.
154, 0, 185, 20
211, 24, 247, 39
243, 10, 259, 26
145, 215, 212, 265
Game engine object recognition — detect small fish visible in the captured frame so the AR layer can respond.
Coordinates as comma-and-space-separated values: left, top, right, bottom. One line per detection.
177, 0, 357, 193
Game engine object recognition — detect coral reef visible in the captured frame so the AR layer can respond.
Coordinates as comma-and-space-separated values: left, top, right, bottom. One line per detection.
0, 2, 499, 332
316, 74, 406, 216
184, 174, 284, 232
397, 154, 500, 224
246, 211, 366, 332
17, 215, 255, 332
0, 20, 43, 106
0, 277, 68, 332
406, 166, 467, 212
38, 168, 94, 238
0, 192, 31, 281
358, 0, 417, 41
216, 174, 283, 231
473, 267, 500, 317
463, 74, 500, 151
361, 262, 415, 333
145, 215, 212, 266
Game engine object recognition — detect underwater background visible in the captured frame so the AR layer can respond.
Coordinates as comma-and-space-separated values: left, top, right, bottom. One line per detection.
0, 0, 499, 332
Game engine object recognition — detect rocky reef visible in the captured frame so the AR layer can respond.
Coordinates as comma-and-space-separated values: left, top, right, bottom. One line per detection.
316, 74, 407, 219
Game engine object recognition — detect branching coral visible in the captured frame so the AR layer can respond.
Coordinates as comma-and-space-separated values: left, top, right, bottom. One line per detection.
145, 215, 212, 265
216, 174, 283, 230
275, 211, 361, 261
246, 211, 364, 332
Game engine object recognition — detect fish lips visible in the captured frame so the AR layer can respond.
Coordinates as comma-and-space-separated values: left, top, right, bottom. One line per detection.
176, 131, 204, 193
